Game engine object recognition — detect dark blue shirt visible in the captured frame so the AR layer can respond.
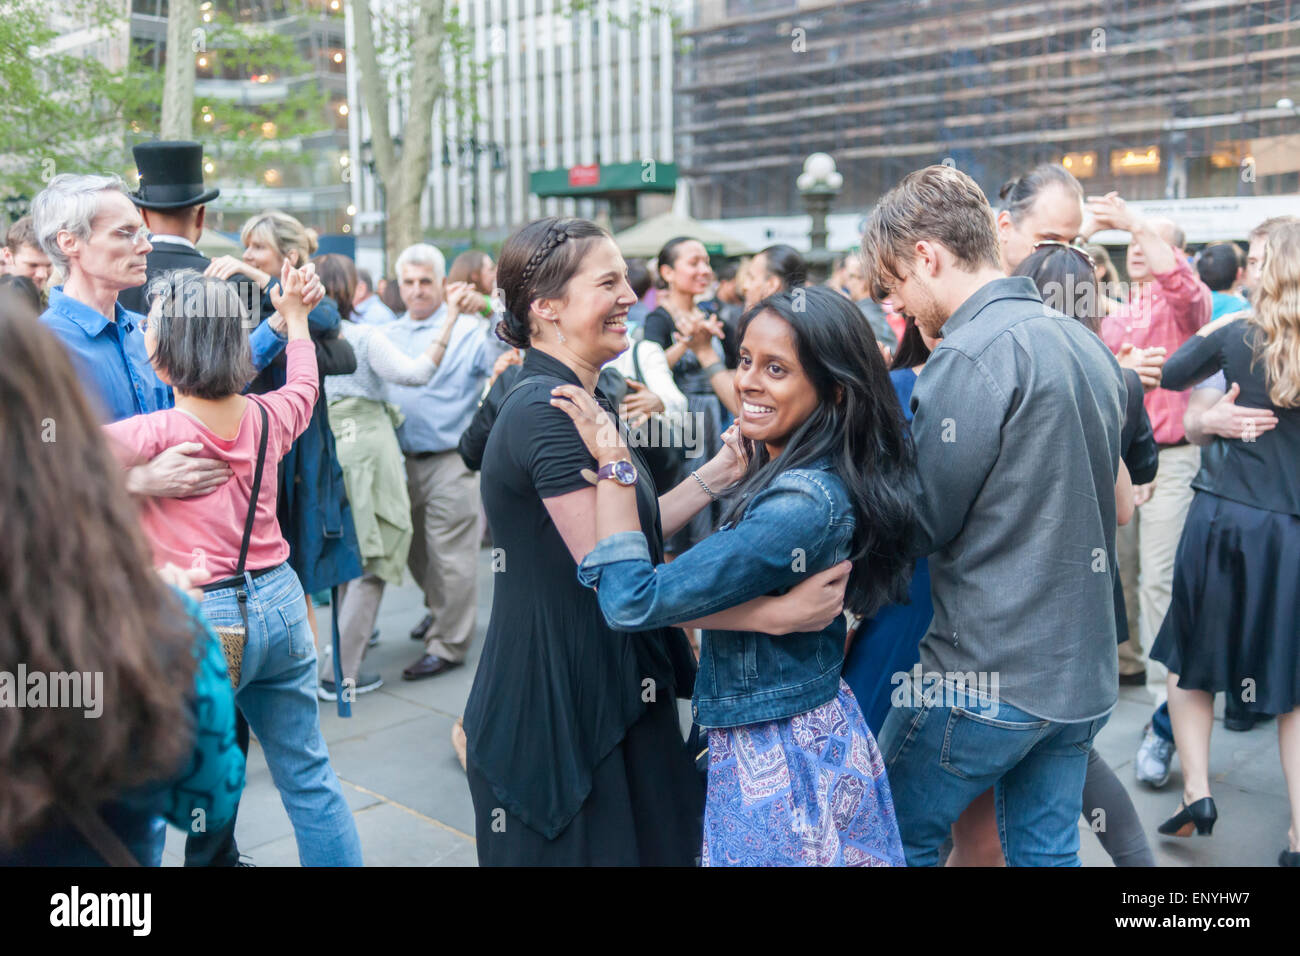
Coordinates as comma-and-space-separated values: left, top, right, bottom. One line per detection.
40, 286, 171, 423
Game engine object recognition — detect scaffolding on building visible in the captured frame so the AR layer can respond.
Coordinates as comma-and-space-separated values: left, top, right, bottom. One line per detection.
678, 0, 1300, 219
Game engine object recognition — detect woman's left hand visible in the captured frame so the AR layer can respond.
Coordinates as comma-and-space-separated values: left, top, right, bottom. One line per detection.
550, 384, 627, 464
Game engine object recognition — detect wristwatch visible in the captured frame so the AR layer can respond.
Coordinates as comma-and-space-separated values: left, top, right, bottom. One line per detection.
595, 459, 638, 486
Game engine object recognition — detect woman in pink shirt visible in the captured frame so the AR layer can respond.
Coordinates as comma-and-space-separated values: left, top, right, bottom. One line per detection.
103, 262, 362, 866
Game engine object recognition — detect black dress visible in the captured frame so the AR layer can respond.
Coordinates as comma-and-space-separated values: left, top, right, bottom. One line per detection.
462, 348, 702, 865
1151, 319, 1300, 714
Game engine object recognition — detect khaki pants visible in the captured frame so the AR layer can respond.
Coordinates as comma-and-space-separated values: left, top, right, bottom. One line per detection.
406, 450, 481, 664
1124, 444, 1200, 673
321, 573, 386, 684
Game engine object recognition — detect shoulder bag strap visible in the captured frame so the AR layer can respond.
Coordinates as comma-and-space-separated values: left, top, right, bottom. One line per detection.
236, 400, 271, 576
631, 338, 645, 383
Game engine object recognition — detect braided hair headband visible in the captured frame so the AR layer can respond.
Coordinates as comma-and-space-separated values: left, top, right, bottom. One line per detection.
519, 223, 571, 289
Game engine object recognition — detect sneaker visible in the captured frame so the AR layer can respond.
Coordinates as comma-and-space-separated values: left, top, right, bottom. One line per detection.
318, 672, 384, 701
367, 628, 381, 648
1135, 723, 1174, 788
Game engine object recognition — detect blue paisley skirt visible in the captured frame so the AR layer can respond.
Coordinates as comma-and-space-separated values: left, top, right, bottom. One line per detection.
702, 680, 905, 867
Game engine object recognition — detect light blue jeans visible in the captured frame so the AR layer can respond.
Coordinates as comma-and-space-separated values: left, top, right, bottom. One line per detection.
202, 562, 362, 866
878, 678, 1108, 867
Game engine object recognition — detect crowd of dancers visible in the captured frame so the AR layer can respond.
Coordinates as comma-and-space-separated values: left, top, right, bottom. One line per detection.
0, 139, 1296, 867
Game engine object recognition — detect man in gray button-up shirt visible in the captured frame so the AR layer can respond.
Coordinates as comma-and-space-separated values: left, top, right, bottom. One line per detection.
863, 165, 1126, 866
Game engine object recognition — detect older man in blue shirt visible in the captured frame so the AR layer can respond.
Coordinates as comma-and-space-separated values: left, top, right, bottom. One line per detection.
384, 243, 507, 680
33, 173, 295, 498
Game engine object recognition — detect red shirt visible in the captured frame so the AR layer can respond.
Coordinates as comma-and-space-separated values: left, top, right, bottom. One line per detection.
1100, 255, 1211, 445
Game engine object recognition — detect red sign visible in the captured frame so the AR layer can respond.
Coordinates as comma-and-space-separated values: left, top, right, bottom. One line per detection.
568, 164, 600, 187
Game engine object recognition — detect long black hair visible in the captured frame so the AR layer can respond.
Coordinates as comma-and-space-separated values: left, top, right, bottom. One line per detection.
1012, 243, 1102, 334
890, 314, 932, 370
722, 285, 915, 617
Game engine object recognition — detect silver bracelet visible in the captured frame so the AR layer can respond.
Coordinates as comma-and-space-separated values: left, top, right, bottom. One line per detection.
691, 470, 719, 502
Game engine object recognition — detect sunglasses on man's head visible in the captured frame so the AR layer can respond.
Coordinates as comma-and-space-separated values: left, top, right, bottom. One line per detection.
1032, 239, 1095, 268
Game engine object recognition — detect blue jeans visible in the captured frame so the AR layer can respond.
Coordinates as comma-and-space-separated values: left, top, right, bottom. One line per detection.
202, 562, 363, 867
878, 680, 1109, 866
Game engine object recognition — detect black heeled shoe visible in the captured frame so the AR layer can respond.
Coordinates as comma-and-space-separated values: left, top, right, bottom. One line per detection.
1158, 796, 1217, 837
1280, 849, 1300, 867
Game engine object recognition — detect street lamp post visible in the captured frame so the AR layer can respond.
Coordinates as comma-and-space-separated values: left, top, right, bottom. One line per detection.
797, 153, 843, 285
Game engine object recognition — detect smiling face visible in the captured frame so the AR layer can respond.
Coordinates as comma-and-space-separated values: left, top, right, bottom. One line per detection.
538, 237, 637, 366
661, 240, 713, 299
61, 190, 151, 291
997, 183, 1084, 273
734, 309, 820, 459
242, 227, 286, 275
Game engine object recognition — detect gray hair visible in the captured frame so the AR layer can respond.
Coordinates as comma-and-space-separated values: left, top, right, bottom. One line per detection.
31, 173, 131, 273
395, 243, 445, 281
147, 270, 254, 400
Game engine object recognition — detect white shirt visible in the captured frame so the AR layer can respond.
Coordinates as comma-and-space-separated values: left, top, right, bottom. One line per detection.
607, 338, 689, 419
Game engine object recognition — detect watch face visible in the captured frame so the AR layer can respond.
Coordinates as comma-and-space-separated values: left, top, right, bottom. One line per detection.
612, 460, 637, 485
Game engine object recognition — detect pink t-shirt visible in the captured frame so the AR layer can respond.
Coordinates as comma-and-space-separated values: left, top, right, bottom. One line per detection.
104, 339, 318, 584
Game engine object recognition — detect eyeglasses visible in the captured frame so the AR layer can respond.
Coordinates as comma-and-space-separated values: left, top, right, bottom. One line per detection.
108, 225, 151, 245
1032, 239, 1095, 268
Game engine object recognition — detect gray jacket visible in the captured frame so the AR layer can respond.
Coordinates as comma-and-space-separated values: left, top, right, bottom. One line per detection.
909, 277, 1126, 723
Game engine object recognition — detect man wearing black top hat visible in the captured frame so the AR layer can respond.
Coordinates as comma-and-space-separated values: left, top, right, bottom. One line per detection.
118, 140, 257, 318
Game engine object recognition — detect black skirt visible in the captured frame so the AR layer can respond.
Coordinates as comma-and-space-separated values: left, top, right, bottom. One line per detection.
468, 691, 704, 866
1151, 491, 1300, 715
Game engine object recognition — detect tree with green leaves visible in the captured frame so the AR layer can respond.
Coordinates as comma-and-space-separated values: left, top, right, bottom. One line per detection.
0, 0, 328, 217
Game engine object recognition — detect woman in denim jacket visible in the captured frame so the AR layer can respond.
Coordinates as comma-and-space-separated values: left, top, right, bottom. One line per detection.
562, 286, 916, 866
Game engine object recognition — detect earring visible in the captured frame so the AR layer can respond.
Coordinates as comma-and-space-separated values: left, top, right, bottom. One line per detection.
553, 320, 566, 344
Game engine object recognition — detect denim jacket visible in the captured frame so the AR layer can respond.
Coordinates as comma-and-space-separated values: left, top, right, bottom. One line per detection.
576, 459, 854, 729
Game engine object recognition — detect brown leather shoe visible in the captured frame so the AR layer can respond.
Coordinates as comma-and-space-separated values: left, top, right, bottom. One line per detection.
402, 653, 461, 680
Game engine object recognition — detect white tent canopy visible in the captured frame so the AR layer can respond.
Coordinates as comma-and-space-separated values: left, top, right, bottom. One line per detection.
613, 212, 754, 259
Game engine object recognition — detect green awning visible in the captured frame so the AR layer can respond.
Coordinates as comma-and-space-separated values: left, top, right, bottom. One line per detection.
530, 161, 677, 198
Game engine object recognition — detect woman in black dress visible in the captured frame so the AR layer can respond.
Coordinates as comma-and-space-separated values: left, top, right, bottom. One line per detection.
462, 218, 850, 865
1151, 222, 1300, 865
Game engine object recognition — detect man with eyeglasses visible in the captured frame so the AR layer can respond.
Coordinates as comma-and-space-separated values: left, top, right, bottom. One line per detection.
32, 171, 310, 503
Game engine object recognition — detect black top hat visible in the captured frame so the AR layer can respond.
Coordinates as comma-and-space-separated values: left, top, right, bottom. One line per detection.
130, 140, 220, 210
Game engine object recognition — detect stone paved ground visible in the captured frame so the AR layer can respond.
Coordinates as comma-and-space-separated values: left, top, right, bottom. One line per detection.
162, 546, 1292, 866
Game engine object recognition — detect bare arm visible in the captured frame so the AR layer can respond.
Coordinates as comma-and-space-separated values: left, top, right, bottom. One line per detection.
1185, 382, 1279, 445
1115, 458, 1135, 527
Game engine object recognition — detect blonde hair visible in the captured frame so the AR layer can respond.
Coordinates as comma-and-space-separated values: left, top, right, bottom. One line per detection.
1247, 221, 1300, 408
240, 210, 317, 267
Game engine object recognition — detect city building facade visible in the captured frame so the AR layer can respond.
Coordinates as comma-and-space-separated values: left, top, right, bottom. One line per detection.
679, 0, 1300, 224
